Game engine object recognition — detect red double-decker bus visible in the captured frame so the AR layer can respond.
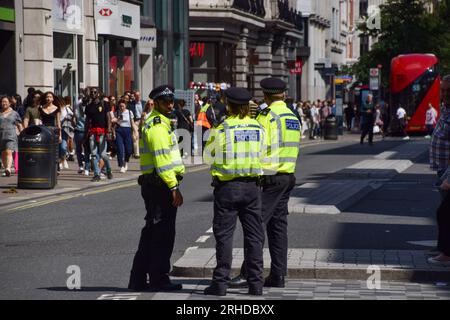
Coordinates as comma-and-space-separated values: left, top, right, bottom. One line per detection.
390, 54, 440, 133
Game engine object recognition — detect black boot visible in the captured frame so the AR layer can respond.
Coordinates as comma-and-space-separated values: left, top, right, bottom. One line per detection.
204, 283, 227, 296
264, 275, 285, 288
128, 272, 148, 291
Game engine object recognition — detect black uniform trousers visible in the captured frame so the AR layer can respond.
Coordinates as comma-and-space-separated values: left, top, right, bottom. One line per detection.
360, 116, 375, 144
239, 174, 296, 278
437, 191, 450, 256
212, 180, 264, 290
130, 182, 177, 286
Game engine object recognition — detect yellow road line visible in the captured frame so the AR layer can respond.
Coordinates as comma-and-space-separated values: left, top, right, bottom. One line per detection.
6, 165, 209, 213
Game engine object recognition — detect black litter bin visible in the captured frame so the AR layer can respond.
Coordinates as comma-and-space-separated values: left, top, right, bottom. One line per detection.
18, 126, 59, 189
324, 116, 338, 140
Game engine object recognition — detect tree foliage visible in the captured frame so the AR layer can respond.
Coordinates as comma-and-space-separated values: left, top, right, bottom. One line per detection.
352, 0, 450, 86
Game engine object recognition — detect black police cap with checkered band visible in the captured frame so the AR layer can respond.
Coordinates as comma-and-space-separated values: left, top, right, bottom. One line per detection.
225, 87, 252, 105
149, 85, 175, 101
260, 77, 286, 94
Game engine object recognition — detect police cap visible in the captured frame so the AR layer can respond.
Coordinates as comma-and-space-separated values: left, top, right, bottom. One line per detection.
260, 77, 286, 94
225, 87, 252, 105
149, 85, 175, 101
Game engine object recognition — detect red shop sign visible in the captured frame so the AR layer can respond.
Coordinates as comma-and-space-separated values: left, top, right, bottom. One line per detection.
290, 60, 303, 75
189, 42, 206, 58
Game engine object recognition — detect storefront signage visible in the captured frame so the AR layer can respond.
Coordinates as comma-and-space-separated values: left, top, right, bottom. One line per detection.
139, 28, 157, 55
95, 0, 140, 40
290, 60, 303, 75
189, 42, 205, 58
122, 14, 132, 27
0, 7, 14, 22
99, 8, 113, 17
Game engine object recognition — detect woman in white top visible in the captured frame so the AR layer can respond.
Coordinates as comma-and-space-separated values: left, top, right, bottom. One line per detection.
111, 99, 138, 173
59, 96, 74, 170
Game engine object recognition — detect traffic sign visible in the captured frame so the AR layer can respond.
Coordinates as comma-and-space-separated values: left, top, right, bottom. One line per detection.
370, 68, 379, 77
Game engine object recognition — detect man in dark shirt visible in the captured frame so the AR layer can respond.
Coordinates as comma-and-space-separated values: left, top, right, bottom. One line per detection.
84, 87, 113, 182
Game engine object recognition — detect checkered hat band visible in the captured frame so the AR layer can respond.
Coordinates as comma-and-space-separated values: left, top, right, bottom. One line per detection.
153, 88, 174, 100
262, 88, 285, 94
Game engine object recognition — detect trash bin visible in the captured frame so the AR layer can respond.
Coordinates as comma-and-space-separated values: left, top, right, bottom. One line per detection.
18, 126, 58, 189
324, 116, 338, 140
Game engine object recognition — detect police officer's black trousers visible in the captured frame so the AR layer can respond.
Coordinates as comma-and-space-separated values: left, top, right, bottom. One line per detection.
239, 174, 296, 278
212, 181, 264, 290
130, 183, 177, 286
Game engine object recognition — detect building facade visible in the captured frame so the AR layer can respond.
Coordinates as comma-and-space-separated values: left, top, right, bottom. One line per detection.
0, 0, 16, 95
2, 0, 188, 101
297, 0, 361, 101
189, 0, 306, 100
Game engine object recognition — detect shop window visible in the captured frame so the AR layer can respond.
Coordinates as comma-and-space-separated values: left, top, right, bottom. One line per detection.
53, 32, 75, 59
190, 43, 216, 69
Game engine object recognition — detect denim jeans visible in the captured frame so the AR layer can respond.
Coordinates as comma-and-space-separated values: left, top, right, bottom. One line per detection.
115, 126, 133, 168
59, 131, 69, 159
89, 134, 111, 176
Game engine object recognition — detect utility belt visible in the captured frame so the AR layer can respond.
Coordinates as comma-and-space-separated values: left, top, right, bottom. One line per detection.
138, 172, 183, 188
261, 173, 294, 186
212, 176, 261, 188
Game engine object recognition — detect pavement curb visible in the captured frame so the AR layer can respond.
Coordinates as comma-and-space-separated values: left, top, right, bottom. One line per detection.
172, 249, 450, 282
172, 266, 450, 282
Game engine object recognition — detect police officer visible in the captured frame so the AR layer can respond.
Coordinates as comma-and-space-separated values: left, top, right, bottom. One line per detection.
230, 78, 300, 288
203, 87, 265, 296
128, 85, 185, 292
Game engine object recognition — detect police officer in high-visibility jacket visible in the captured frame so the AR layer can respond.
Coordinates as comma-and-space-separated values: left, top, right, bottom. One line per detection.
230, 78, 300, 288
128, 85, 185, 292
203, 87, 265, 297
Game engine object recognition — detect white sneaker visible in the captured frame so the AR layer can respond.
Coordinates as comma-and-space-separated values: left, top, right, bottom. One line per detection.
84, 170, 90, 176
424, 135, 431, 139
63, 160, 69, 169
100, 173, 107, 180
403, 136, 410, 140
120, 167, 126, 173
125, 163, 128, 172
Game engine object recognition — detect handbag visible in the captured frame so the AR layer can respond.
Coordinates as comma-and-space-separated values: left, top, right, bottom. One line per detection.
373, 125, 380, 134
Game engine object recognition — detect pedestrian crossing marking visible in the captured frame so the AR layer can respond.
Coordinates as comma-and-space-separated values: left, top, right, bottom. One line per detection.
196, 236, 211, 243
407, 240, 437, 247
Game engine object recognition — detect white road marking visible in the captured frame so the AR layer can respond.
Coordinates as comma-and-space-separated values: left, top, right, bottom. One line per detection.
407, 240, 438, 247
206, 228, 213, 234
185, 246, 199, 253
196, 235, 211, 243
97, 293, 141, 300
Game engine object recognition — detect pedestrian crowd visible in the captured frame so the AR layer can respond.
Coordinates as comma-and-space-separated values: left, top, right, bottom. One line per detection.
1, 87, 195, 181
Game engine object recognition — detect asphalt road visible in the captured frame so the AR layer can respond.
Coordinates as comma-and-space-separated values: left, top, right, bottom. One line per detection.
0, 138, 438, 300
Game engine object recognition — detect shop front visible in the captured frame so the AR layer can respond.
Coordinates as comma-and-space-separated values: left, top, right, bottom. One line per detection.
96, 0, 140, 97
0, 0, 16, 95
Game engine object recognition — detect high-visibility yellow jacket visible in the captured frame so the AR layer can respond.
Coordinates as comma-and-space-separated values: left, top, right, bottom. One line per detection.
257, 100, 300, 174
196, 103, 212, 129
205, 115, 264, 182
140, 110, 185, 189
